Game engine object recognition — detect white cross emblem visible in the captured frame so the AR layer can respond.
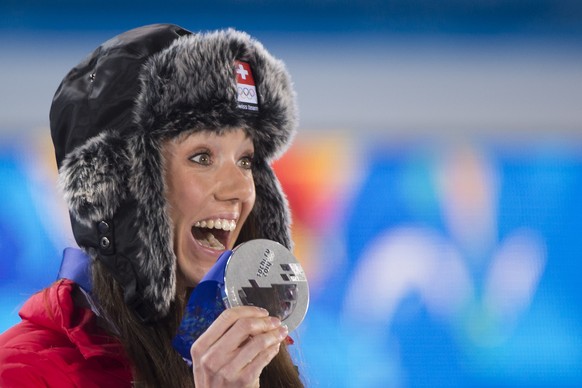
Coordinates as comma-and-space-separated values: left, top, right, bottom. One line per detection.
236, 63, 248, 80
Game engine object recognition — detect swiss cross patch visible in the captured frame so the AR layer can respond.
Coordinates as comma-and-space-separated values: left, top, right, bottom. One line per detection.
234, 60, 259, 112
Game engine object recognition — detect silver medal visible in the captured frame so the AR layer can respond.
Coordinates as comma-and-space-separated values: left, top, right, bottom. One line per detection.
222, 239, 309, 333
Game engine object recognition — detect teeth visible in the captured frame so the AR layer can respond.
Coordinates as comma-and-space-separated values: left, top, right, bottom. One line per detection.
194, 218, 237, 232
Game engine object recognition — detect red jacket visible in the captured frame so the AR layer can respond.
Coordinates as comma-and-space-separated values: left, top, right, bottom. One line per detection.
0, 279, 132, 387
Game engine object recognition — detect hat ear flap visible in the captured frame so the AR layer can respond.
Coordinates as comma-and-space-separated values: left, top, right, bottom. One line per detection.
126, 133, 176, 318
59, 131, 130, 225
251, 159, 293, 250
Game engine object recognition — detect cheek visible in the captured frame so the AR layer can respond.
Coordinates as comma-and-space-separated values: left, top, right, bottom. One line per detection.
169, 175, 207, 215
176, 186, 202, 212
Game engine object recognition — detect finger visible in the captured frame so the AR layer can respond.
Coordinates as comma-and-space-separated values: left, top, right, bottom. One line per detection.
193, 306, 268, 351
192, 314, 281, 375
191, 308, 279, 386
231, 323, 288, 370
235, 340, 285, 385
217, 315, 282, 352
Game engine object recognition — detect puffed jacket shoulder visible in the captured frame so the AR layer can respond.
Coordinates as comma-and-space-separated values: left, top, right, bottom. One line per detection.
0, 279, 132, 387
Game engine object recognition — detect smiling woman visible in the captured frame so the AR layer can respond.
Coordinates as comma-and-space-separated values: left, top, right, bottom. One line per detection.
0, 24, 302, 387
163, 129, 257, 288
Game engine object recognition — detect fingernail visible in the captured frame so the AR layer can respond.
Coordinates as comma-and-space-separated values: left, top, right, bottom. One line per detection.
285, 335, 295, 345
270, 316, 282, 327
279, 324, 289, 339
257, 307, 269, 315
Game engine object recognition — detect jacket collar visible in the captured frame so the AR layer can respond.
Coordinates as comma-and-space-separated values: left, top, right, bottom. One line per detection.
19, 279, 128, 362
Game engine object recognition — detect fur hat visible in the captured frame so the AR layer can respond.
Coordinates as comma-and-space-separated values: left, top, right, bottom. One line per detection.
50, 24, 297, 322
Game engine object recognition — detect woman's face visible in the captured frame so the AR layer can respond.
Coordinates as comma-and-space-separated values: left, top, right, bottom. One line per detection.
163, 128, 256, 288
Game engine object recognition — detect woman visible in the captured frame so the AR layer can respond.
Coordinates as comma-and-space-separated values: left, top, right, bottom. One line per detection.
0, 24, 303, 387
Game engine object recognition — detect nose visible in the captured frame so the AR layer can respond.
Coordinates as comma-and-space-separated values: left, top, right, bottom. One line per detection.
214, 161, 255, 203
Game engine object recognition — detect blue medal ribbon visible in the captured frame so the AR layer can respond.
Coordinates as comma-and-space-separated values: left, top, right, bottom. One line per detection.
56, 246, 236, 363
172, 249, 233, 361
56, 247, 92, 292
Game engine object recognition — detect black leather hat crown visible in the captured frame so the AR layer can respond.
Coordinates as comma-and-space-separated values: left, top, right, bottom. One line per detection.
50, 24, 297, 322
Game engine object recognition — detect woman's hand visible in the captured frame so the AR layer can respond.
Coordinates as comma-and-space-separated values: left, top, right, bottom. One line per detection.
190, 306, 288, 387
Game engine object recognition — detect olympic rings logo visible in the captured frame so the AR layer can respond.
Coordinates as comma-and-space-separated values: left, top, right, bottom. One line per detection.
237, 86, 256, 100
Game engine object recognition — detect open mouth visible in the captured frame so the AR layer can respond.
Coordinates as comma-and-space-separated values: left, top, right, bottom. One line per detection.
191, 218, 237, 251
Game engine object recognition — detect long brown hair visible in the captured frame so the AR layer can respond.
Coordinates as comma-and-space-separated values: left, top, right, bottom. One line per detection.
92, 211, 304, 387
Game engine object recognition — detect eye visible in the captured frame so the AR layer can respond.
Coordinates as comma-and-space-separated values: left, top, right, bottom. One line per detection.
190, 152, 212, 166
238, 155, 254, 170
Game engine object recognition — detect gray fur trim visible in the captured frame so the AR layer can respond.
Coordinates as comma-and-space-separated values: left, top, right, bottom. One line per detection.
128, 133, 177, 316
134, 29, 298, 161
252, 159, 293, 250
59, 131, 130, 226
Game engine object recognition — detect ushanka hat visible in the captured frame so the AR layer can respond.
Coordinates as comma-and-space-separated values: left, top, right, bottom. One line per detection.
50, 24, 297, 322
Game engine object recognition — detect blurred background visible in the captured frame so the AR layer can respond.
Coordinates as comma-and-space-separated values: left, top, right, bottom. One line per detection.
1, 1, 582, 386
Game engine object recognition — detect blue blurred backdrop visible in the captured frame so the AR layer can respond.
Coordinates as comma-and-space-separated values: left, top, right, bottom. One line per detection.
1, 1, 582, 387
